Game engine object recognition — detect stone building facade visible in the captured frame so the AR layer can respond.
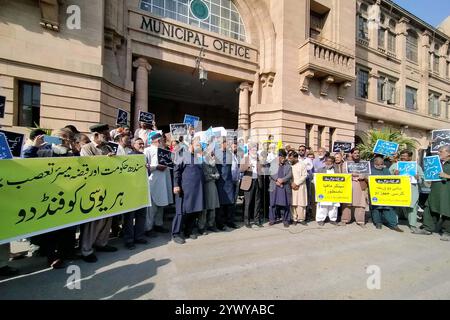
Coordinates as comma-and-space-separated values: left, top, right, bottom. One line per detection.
0, 0, 449, 151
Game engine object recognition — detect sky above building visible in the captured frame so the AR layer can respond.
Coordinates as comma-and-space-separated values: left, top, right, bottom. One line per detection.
393, 0, 450, 27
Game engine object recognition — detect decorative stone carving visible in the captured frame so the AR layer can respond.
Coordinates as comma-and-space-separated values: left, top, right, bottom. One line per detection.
320, 76, 334, 96
299, 70, 315, 92
39, 0, 60, 31
337, 81, 352, 100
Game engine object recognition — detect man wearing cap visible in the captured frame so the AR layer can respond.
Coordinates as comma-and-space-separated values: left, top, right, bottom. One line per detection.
268, 149, 293, 227
144, 131, 173, 235
80, 124, 114, 156
79, 124, 117, 263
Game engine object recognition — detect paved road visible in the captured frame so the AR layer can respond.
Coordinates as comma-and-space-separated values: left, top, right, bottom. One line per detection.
1, 220, 450, 300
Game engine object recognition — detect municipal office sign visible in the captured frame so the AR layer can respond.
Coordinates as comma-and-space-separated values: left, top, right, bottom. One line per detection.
130, 11, 258, 63
190, 0, 209, 21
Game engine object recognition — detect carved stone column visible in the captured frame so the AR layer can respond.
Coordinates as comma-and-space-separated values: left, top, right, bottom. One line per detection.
237, 82, 253, 131
133, 57, 152, 128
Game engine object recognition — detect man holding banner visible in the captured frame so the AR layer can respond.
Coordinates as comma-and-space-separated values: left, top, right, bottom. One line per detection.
80, 124, 118, 263
416, 145, 450, 240
315, 156, 340, 226
389, 149, 424, 233
370, 157, 403, 232
341, 148, 367, 227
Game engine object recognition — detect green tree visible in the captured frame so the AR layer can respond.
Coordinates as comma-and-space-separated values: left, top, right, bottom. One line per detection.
356, 128, 419, 160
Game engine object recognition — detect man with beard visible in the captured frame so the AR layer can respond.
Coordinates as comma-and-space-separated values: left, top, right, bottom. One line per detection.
144, 132, 173, 235
172, 138, 205, 244
414, 145, 450, 240
268, 149, 293, 227
341, 148, 367, 227
79, 124, 117, 263
23, 128, 79, 268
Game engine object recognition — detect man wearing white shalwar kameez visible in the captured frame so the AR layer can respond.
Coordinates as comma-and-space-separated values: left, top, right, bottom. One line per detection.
144, 132, 173, 234
315, 156, 340, 226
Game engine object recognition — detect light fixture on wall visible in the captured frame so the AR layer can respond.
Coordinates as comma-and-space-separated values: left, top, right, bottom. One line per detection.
194, 47, 208, 86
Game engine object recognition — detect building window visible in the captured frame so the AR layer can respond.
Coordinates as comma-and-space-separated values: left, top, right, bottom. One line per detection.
406, 30, 418, 63
329, 127, 335, 152
405, 86, 418, 111
433, 44, 440, 74
318, 126, 324, 148
428, 92, 441, 117
18, 81, 41, 127
357, 68, 369, 99
378, 28, 385, 49
357, 15, 369, 41
305, 124, 312, 147
387, 31, 396, 54
377, 75, 397, 105
447, 61, 450, 79
139, 0, 247, 42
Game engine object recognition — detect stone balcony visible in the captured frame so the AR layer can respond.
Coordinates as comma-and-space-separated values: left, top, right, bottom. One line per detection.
299, 38, 355, 99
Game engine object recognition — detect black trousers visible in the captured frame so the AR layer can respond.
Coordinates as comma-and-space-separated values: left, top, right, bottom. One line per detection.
216, 204, 236, 228
32, 227, 77, 263
258, 175, 270, 221
244, 178, 262, 224
172, 211, 200, 237
123, 207, 146, 245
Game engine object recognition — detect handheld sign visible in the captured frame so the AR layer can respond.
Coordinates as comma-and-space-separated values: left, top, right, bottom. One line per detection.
397, 161, 417, 177
205, 127, 214, 141
314, 173, 353, 204
107, 142, 119, 154
369, 176, 412, 207
423, 155, 443, 181
0, 95, 5, 118
43, 135, 62, 145
431, 129, 450, 153
0, 130, 24, 157
170, 123, 188, 137
373, 139, 399, 156
0, 133, 13, 159
158, 148, 174, 168
333, 141, 353, 153
116, 109, 129, 126
184, 114, 200, 128
139, 111, 155, 124
345, 161, 371, 175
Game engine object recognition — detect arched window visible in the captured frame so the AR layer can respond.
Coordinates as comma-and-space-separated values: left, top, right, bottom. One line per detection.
139, 0, 247, 42
406, 30, 418, 62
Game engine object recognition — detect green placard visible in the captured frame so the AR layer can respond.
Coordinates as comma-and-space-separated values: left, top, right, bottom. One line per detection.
0, 155, 150, 244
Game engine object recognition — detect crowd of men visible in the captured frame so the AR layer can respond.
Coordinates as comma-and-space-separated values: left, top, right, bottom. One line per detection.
0, 121, 449, 278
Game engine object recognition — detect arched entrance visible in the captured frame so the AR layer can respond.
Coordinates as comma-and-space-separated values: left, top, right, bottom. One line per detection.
127, 0, 276, 131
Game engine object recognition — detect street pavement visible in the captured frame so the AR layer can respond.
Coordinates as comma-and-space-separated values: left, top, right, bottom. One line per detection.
1, 217, 450, 300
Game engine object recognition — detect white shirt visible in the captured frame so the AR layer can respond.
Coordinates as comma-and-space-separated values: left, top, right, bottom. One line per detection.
250, 156, 258, 179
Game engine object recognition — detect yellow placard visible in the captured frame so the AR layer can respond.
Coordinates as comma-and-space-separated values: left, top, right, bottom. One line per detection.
368, 176, 411, 207
315, 174, 352, 203
0, 155, 150, 244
